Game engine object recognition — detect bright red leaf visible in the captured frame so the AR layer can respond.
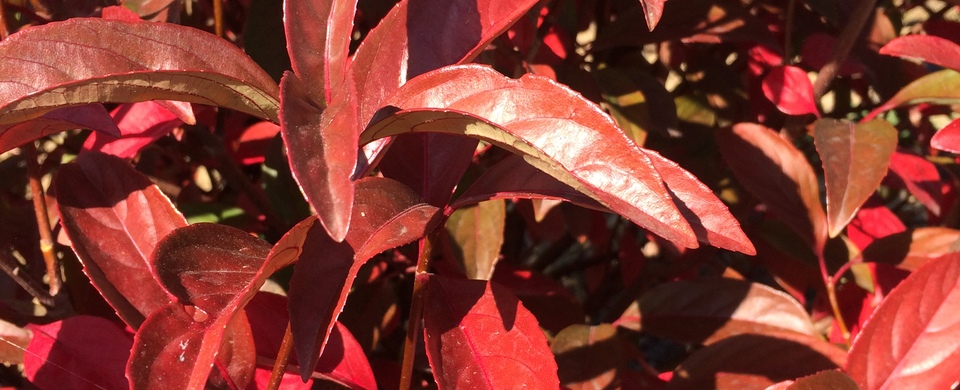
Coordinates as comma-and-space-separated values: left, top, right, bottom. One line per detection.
847, 253, 960, 389
885, 150, 943, 217
813, 118, 898, 237
421, 274, 560, 389
25, 316, 132, 390
56, 152, 183, 329
83, 101, 184, 159
762, 65, 819, 117
932, 117, 960, 153
879, 34, 960, 73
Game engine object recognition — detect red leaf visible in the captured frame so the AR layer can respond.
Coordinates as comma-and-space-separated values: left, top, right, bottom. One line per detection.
847, 253, 960, 389
0, 18, 279, 145
491, 263, 584, 334
25, 316, 132, 390
863, 69, 960, 121
0, 104, 119, 153
363, 65, 700, 249
666, 332, 846, 389
860, 227, 960, 271
279, 72, 358, 242
813, 119, 898, 237
288, 177, 441, 380
635, 279, 817, 345
885, 150, 943, 217
879, 34, 960, 72
378, 133, 479, 207
765, 370, 859, 390
932, 117, 960, 153
717, 123, 827, 251
444, 200, 506, 280
284, 0, 357, 104
762, 65, 819, 117
421, 274, 560, 388
227, 121, 280, 166
846, 197, 906, 249
639, 0, 668, 31
83, 101, 184, 159
56, 152, 183, 329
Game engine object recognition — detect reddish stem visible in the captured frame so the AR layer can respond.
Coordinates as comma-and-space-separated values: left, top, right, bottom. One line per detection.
213, 0, 223, 38
266, 323, 295, 390
811, 0, 875, 99
23, 144, 61, 296
399, 236, 433, 390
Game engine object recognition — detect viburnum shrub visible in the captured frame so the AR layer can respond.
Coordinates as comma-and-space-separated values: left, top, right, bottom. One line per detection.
0, 0, 959, 388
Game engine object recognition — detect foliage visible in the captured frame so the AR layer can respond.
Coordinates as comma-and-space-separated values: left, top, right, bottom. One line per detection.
0, 0, 958, 389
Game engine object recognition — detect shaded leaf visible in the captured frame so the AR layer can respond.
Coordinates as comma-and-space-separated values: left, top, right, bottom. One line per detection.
717, 123, 827, 251
445, 200, 506, 280
864, 69, 960, 121
288, 177, 442, 380
83, 101, 184, 159
363, 65, 698, 249
551, 324, 624, 389
765, 370, 859, 390
932, 117, 960, 154
56, 152, 183, 329
279, 71, 358, 242
0, 105, 119, 152
879, 34, 960, 72
422, 274, 559, 389
594, 67, 678, 140
636, 279, 817, 345
813, 118, 898, 237
847, 252, 960, 389
0, 18, 279, 136
762, 66, 819, 117
379, 133, 480, 207
25, 316, 132, 390
284, 0, 357, 104
886, 150, 943, 217
666, 332, 846, 390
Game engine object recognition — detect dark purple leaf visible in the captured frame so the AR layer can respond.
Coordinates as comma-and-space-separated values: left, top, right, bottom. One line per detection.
56, 152, 183, 329
422, 274, 559, 388
378, 133, 479, 207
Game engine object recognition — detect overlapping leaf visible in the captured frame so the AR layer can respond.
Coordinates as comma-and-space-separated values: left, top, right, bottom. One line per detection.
551, 324, 624, 389
56, 152, 183, 329
635, 279, 817, 345
932, 117, 960, 153
847, 252, 960, 389
717, 123, 827, 251
765, 370, 859, 390
813, 118, 897, 237
284, 0, 357, 104
25, 316, 133, 390
287, 177, 442, 380
0, 105, 119, 152
362, 64, 701, 249
863, 69, 960, 121
422, 274, 559, 389
886, 150, 943, 216
83, 101, 184, 158
0, 18, 279, 141
879, 34, 960, 72
762, 65, 819, 117
445, 200, 506, 280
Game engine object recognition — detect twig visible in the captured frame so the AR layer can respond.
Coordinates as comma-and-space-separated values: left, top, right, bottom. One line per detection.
399, 236, 433, 390
811, 0, 876, 99
266, 323, 295, 390
23, 143, 61, 296
0, 251, 54, 307
213, 0, 223, 38
783, 0, 797, 61
817, 251, 851, 347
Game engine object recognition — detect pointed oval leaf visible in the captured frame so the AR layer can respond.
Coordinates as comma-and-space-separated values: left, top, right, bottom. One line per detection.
445, 199, 506, 280
279, 71, 357, 242
717, 123, 827, 251
288, 177, 442, 380
55, 152, 183, 329
0, 18, 279, 131
635, 279, 817, 345
813, 118, 898, 237
422, 274, 560, 389
932, 117, 960, 153
879, 34, 960, 72
640, 0, 667, 31
847, 253, 960, 389
666, 332, 846, 390
861, 228, 960, 271
25, 316, 133, 390
864, 69, 960, 121
886, 150, 943, 216
362, 65, 697, 249
762, 65, 819, 117
644, 150, 756, 254
0, 104, 119, 152
284, 0, 357, 103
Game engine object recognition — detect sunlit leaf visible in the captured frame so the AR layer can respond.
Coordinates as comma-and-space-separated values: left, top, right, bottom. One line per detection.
886, 150, 943, 217
860, 227, 960, 271
445, 200, 506, 280
879, 34, 960, 72
847, 253, 960, 389
813, 118, 897, 237
25, 316, 132, 390
762, 65, 819, 117
639, 0, 667, 31
932, 117, 960, 154
864, 69, 960, 121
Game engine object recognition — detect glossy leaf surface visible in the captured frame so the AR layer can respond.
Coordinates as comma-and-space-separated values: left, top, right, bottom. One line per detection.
288, 177, 442, 379
879, 34, 960, 72
422, 274, 559, 389
0, 18, 280, 131
56, 152, 183, 328
717, 123, 827, 251
25, 316, 132, 390
847, 253, 960, 389
283, 0, 357, 104
362, 65, 699, 249
83, 101, 184, 158
666, 332, 846, 390
813, 118, 897, 237
636, 279, 817, 345
762, 65, 819, 117
0, 105, 119, 152
932, 117, 960, 153
864, 70, 960, 121
886, 150, 942, 217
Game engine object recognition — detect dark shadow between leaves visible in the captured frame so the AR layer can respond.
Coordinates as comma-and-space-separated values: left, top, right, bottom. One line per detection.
55, 152, 155, 210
